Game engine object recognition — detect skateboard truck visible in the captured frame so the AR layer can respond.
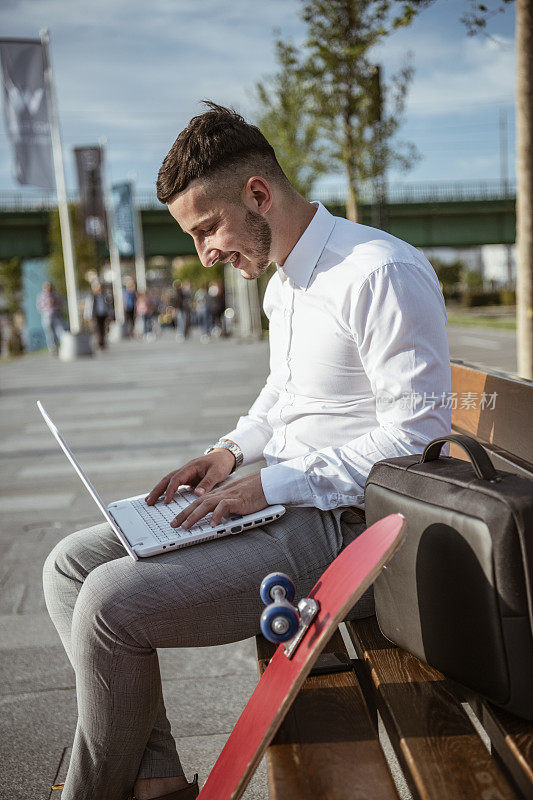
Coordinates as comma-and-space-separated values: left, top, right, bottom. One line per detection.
259, 573, 320, 658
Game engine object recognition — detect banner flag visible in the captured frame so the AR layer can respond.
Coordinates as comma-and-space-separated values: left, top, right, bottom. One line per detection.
73, 145, 107, 240
111, 181, 135, 257
0, 38, 55, 189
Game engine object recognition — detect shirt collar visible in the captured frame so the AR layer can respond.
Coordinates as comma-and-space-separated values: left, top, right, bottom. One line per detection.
276, 201, 335, 289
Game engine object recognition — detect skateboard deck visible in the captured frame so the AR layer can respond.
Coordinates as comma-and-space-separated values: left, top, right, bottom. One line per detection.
197, 512, 406, 800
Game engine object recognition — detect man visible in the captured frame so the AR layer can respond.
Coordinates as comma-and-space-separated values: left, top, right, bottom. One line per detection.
123, 278, 137, 338
84, 281, 113, 349
43, 102, 451, 800
36, 281, 64, 356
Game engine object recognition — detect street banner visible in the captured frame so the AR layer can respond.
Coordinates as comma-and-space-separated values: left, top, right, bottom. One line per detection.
74, 145, 107, 240
22, 258, 51, 350
0, 38, 55, 189
111, 181, 135, 257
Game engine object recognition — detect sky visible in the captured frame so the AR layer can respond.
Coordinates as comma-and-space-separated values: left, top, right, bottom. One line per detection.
0, 0, 516, 198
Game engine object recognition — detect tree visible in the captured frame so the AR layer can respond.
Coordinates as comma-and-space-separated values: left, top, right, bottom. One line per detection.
254, 38, 330, 197
49, 204, 99, 297
514, 0, 533, 379
0, 257, 22, 315
298, 0, 423, 222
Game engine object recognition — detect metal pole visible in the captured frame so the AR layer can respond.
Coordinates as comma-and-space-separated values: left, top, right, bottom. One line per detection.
100, 138, 124, 326
40, 29, 80, 334
129, 179, 147, 292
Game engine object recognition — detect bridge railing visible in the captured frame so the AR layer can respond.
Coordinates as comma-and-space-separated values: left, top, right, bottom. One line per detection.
0, 180, 516, 211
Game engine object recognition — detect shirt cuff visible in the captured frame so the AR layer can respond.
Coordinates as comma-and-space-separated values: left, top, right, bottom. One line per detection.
260, 457, 311, 506
221, 424, 270, 466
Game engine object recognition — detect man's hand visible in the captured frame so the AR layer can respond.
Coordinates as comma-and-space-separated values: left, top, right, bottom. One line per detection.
169, 471, 267, 529
145, 449, 236, 506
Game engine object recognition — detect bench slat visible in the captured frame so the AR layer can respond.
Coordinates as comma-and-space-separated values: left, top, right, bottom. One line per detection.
467, 695, 533, 800
347, 617, 519, 800
449, 439, 533, 479
256, 629, 401, 800
450, 361, 533, 468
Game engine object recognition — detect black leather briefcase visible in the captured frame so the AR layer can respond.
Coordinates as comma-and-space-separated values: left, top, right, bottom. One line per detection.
364, 433, 533, 719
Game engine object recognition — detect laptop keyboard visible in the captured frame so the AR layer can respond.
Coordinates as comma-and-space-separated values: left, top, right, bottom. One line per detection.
131, 490, 218, 542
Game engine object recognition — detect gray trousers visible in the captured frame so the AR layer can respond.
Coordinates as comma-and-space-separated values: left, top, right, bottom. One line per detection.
42, 507, 371, 800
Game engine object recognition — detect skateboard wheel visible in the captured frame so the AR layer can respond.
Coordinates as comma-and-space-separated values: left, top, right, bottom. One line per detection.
260, 602, 299, 643
260, 572, 295, 605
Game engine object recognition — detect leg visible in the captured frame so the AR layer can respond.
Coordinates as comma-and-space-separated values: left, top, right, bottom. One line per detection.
42, 316, 58, 354
51, 313, 65, 348
45, 507, 366, 800
43, 525, 185, 796
96, 316, 106, 348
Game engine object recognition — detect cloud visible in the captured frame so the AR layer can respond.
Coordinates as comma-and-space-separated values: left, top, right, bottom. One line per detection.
404, 35, 515, 116
0, 0, 517, 190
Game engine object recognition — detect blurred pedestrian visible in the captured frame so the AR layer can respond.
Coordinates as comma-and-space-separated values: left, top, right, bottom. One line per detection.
123, 278, 137, 338
208, 281, 224, 335
36, 281, 64, 356
176, 279, 192, 341
84, 282, 113, 350
136, 291, 158, 339
194, 284, 212, 343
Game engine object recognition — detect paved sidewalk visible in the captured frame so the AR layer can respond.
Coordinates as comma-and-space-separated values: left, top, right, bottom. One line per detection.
0, 331, 270, 800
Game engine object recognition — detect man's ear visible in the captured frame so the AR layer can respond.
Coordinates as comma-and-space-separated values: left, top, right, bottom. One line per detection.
243, 176, 272, 216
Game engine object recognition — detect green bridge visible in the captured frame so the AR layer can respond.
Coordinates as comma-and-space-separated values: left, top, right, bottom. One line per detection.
0, 182, 516, 261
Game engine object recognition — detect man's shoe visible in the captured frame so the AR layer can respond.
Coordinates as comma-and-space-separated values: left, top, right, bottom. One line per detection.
54, 774, 199, 800
132, 774, 199, 800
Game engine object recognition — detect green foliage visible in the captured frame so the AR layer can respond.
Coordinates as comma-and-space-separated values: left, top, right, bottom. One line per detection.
253, 38, 331, 197
301, 0, 420, 186
396, 0, 514, 36
459, 0, 515, 35
49, 205, 99, 296
254, 1, 421, 220
462, 290, 501, 307
500, 287, 516, 306
172, 255, 224, 289
0, 257, 22, 314
462, 268, 484, 290
433, 260, 463, 289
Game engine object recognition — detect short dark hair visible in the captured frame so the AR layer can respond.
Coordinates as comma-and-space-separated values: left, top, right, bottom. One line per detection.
156, 101, 288, 204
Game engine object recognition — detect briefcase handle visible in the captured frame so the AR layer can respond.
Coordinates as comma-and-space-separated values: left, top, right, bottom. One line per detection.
420, 433, 500, 482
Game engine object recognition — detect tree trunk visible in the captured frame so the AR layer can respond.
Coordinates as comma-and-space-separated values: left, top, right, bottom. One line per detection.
346, 177, 359, 222
516, 0, 533, 379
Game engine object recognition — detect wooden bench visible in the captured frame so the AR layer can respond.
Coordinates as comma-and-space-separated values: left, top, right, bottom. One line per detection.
255, 358, 533, 799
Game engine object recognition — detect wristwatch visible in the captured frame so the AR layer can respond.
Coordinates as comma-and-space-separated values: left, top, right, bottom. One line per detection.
204, 439, 243, 473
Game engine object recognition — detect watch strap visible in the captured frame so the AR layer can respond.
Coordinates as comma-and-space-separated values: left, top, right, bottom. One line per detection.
204, 440, 243, 472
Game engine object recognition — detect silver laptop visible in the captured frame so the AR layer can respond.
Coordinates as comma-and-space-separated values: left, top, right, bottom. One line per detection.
37, 401, 285, 561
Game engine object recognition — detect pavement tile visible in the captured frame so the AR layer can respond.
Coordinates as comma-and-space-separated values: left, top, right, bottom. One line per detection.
1, 334, 270, 800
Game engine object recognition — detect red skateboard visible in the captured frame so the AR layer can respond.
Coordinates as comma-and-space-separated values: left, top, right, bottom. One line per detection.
197, 512, 406, 800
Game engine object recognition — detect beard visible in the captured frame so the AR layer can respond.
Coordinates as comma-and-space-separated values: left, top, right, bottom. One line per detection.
241, 210, 272, 279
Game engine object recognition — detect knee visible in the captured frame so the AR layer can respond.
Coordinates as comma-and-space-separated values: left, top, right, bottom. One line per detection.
72, 560, 147, 649
43, 530, 85, 593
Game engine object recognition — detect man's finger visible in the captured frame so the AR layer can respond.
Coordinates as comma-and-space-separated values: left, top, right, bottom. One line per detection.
173, 498, 215, 529
163, 464, 201, 504
170, 497, 202, 528
210, 498, 237, 527
145, 474, 173, 505
193, 467, 224, 497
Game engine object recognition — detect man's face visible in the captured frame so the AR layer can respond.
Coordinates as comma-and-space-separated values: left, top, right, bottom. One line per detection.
168, 180, 272, 280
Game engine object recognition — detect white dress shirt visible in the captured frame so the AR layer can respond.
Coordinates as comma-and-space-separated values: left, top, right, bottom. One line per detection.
223, 201, 451, 510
